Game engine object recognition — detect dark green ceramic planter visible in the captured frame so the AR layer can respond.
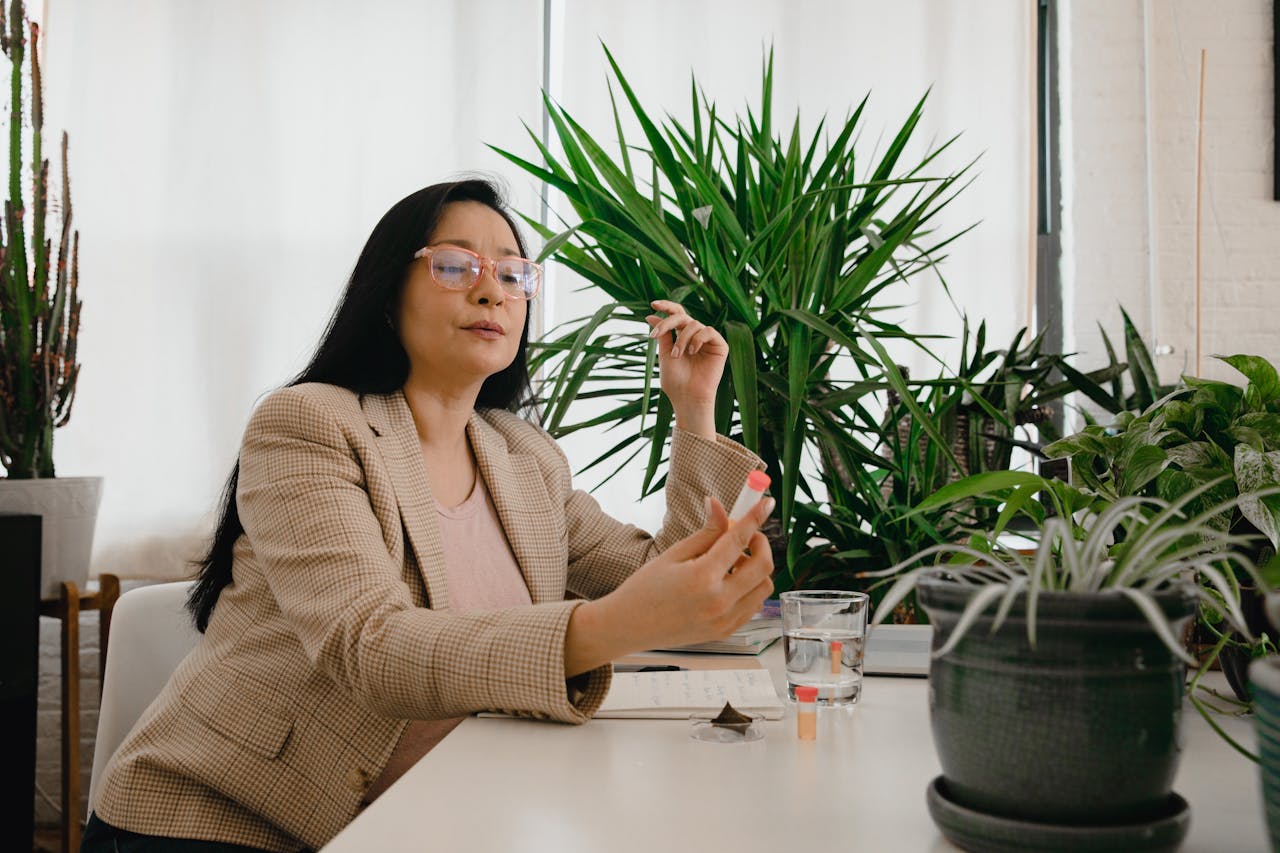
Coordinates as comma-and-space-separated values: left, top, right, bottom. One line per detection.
1249, 656, 1280, 852
918, 575, 1197, 825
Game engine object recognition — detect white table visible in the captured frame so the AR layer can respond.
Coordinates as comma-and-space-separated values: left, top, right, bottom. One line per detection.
323, 647, 1268, 852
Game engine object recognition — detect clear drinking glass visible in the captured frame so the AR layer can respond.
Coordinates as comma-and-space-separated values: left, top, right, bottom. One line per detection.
780, 590, 869, 706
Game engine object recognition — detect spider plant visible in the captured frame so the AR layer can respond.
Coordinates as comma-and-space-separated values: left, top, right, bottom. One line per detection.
864, 473, 1272, 758
489, 46, 975, 575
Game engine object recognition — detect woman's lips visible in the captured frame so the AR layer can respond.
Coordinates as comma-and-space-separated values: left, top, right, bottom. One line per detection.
463, 323, 504, 339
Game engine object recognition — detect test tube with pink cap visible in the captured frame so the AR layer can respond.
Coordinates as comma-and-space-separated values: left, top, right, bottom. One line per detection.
728, 470, 771, 521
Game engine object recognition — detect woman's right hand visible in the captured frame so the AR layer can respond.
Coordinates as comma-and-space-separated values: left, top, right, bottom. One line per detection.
563, 496, 775, 676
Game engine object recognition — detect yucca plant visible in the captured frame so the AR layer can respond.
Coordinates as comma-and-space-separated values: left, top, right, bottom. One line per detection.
491, 47, 974, 574
0, 0, 81, 479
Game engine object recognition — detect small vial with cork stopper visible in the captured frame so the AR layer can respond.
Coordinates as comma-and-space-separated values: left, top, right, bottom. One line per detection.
795, 684, 818, 740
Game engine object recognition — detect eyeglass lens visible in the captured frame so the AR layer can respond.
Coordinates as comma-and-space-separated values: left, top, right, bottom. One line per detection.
429, 247, 539, 299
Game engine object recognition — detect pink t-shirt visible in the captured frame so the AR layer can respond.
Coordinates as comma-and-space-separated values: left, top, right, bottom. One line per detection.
362, 474, 532, 803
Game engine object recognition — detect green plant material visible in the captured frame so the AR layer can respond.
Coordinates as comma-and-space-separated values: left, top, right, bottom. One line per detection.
0, 0, 81, 479
491, 47, 973, 576
1188, 632, 1262, 763
1043, 354, 1280, 553
862, 482, 1267, 668
785, 316, 1131, 596
1051, 310, 1175, 419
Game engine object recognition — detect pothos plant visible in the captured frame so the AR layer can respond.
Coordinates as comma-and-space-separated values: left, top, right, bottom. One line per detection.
1042, 354, 1280, 552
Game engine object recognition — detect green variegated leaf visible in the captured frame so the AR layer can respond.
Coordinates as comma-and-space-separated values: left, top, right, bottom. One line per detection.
1184, 377, 1243, 422
1236, 413, 1280, 450
1236, 443, 1280, 549
1118, 444, 1169, 495
1042, 429, 1116, 461
1155, 469, 1233, 531
1165, 441, 1233, 475
1228, 425, 1267, 452
1219, 354, 1280, 407
1158, 400, 1200, 436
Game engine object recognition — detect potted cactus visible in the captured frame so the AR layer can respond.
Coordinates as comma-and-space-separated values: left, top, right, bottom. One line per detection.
0, 0, 99, 596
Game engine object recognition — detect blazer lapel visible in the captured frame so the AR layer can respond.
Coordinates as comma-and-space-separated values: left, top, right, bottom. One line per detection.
362, 392, 451, 611
468, 415, 561, 604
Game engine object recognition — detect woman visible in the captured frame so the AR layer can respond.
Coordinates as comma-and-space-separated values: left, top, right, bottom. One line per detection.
84, 179, 774, 852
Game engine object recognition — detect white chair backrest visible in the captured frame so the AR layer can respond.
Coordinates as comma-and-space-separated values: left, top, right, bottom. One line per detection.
87, 580, 200, 814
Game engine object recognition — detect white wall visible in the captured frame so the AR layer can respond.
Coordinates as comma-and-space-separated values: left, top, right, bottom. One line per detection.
1062, 0, 1279, 407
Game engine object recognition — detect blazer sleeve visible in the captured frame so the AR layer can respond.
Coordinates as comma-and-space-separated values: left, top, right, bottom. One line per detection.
545, 427, 766, 600
236, 387, 608, 724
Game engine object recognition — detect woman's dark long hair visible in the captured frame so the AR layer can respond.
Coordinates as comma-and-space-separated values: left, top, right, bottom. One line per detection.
187, 179, 534, 631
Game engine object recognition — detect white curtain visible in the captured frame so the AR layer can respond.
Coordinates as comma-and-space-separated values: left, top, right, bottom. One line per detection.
40, 0, 546, 578
547, 0, 1035, 529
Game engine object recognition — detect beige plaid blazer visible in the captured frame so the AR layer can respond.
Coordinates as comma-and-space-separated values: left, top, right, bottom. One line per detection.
93, 383, 762, 852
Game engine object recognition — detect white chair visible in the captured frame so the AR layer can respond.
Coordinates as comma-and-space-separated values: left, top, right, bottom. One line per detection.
87, 580, 200, 814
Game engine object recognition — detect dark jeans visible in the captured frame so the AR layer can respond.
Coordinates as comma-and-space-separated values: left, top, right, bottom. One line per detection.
81, 813, 274, 853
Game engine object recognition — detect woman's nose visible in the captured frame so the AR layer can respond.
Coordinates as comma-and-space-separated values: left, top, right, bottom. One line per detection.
471, 261, 506, 305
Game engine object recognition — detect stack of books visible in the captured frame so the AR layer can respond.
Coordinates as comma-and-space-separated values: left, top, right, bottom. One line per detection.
655, 600, 782, 655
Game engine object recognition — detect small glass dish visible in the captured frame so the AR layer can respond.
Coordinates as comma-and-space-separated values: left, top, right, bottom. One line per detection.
688, 710, 765, 743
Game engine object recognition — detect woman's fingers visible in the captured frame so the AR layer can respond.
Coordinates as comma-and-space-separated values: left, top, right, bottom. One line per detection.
649, 298, 685, 315
644, 315, 675, 358
680, 322, 721, 356
724, 531, 774, 591
715, 569, 775, 638
648, 314, 702, 357
648, 300, 726, 359
661, 497, 730, 562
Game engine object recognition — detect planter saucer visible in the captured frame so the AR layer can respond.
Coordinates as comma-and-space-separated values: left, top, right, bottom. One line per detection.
926, 776, 1190, 853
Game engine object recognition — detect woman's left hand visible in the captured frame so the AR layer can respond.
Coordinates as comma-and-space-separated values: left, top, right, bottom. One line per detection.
645, 299, 728, 438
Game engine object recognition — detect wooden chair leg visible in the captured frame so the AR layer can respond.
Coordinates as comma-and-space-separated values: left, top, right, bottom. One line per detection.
59, 582, 81, 853
97, 574, 120, 696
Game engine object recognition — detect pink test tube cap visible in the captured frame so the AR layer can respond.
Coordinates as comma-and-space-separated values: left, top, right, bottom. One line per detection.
795, 685, 819, 702
747, 470, 771, 492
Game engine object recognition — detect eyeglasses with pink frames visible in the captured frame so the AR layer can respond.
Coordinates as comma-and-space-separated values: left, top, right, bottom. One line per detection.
413, 245, 543, 300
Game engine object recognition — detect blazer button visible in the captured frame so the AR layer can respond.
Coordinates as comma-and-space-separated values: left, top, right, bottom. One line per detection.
346, 768, 370, 792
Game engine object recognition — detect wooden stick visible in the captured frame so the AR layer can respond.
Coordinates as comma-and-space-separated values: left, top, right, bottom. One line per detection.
1195, 48, 1206, 376
59, 582, 81, 853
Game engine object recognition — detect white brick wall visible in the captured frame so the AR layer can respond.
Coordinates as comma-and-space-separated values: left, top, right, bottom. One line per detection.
1063, 0, 1279, 403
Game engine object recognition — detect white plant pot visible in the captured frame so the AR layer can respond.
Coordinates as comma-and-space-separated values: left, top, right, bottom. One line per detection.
0, 476, 103, 598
